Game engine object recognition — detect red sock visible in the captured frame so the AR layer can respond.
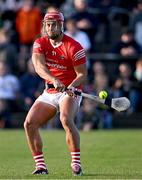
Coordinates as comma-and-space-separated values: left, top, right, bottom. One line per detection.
70, 149, 81, 167
33, 152, 47, 170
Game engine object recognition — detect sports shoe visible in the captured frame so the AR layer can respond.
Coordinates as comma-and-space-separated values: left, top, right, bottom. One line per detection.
32, 169, 48, 175
71, 164, 83, 176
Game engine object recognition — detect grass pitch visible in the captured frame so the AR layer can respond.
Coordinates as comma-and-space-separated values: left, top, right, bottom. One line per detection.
0, 129, 142, 179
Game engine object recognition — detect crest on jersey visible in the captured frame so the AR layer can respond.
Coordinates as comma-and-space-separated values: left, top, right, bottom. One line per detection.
60, 56, 65, 60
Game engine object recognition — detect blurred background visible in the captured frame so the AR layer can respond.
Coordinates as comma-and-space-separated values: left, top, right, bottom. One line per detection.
0, 0, 142, 130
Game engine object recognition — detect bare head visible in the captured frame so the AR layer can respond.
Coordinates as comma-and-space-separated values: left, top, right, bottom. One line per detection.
119, 63, 132, 78
121, 29, 134, 43
42, 12, 64, 40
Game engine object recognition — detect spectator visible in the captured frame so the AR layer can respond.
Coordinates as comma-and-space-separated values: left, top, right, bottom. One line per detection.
0, 0, 23, 32
37, 0, 65, 9
96, 0, 113, 43
111, 29, 142, 57
134, 58, 142, 82
20, 59, 43, 111
82, 61, 113, 129
91, 61, 108, 82
65, 18, 91, 52
60, 0, 76, 19
46, 4, 59, 13
0, 28, 18, 72
15, 0, 42, 51
78, 71, 113, 130
93, 72, 109, 93
0, 12, 4, 29
114, 0, 137, 11
92, 62, 113, 128
78, 98, 99, 131
0, 61, 20, 112
70, 0, 99, 48
81, 61, 107, 94
108, 1, 130, 27
112, 62, 139, 113
15, 0, 43, 75
133, 58, 142, 110
0, 99, 11, 128
129, 0, 142, 49
92, 61, 106, 75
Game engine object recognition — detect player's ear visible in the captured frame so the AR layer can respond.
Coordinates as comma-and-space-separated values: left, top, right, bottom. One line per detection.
60, 21, 64, 32
42, 20, 45, 25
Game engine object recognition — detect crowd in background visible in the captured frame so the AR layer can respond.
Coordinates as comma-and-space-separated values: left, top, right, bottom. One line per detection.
0, 0, 142, 130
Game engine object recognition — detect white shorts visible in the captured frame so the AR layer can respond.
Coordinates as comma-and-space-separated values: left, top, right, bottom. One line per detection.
36, 90, 82, 111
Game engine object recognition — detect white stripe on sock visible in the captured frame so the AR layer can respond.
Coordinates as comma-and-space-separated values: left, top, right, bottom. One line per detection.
71, 152, 80, 155
72, 159, 80, 163
35, 158, 45, 162
36, 162, 46, 166
36, 165, 46, 170
34, 154, 44, 159
72, 155, 80, 158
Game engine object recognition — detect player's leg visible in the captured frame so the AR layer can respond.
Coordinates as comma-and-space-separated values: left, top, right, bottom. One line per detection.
59, 95, 82, 175
24, 101, 57, 174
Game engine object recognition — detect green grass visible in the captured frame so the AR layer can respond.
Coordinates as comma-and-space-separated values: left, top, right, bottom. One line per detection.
0, 129, 142, 179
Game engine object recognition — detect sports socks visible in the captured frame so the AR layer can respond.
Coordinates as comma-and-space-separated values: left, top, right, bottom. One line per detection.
71, 149, 81, 168
33, 152, 47, 170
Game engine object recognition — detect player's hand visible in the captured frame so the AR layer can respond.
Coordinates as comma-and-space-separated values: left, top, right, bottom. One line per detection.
66, 86, 81, 98
53, 79, 66, 92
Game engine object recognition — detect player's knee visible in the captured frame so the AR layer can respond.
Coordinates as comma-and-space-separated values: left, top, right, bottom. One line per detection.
24, 118, 37, 130
60, 115, 73, 131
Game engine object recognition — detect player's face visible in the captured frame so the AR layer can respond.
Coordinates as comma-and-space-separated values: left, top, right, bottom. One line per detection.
44, 20, 62, 39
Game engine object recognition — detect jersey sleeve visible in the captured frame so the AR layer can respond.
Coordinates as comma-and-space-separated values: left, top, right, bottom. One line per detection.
71, 42, 86, 66
32, 38, 44, 54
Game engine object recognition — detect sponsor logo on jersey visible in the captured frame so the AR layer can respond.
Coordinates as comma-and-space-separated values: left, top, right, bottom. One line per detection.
46, 62, 67, 70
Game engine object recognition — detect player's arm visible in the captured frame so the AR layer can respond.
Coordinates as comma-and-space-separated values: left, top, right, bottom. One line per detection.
32, 53, 65, 90
68, 63, 87, 88
32, 53, 56, 81
68, 43, 87, 88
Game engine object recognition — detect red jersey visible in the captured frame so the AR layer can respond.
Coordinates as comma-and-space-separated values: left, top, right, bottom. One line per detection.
33, 34, 86, 92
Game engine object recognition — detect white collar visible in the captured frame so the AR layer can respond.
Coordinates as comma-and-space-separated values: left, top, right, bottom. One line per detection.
50, 40, 62, 48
